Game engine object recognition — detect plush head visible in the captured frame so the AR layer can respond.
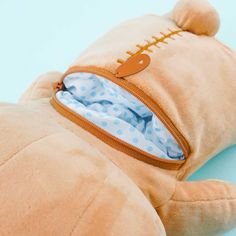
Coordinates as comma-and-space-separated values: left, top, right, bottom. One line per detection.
73, 0, 236, 178
17, 0, 236, 236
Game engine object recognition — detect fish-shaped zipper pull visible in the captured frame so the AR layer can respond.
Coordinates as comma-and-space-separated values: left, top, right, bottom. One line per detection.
115, 53, 151, 78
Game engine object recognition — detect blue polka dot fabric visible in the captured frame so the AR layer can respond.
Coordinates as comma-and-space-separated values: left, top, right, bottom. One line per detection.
56, 72, 184, 160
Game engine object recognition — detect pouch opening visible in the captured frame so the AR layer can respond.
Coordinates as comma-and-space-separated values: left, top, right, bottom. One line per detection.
56, 72, 185, 161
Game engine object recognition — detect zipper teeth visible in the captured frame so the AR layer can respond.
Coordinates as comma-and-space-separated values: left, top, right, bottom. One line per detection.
54, 66, 190, 159
51, 94, 185, 170
117, 29, 183, 64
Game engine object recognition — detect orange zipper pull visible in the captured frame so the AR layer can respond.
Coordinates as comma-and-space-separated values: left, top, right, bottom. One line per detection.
115, 53, 151, 78
53, 82, 64, 91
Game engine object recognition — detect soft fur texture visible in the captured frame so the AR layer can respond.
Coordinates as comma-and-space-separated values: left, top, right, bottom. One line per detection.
0, 0, 236, 235
172, 0, 220, 36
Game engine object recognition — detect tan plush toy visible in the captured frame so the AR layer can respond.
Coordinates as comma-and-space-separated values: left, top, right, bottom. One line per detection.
0, 0, 236, 235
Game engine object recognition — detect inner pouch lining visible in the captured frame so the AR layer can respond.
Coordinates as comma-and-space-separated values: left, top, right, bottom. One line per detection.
56, 72, 184, 160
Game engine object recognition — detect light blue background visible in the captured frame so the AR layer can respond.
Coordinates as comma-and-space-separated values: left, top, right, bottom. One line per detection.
0, 1, 235, 235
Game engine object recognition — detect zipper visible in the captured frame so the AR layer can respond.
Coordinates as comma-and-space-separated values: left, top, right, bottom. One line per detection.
50, 66, 190, 170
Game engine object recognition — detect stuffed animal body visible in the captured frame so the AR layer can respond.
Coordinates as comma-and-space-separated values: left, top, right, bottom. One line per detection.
0, 0, 236, 235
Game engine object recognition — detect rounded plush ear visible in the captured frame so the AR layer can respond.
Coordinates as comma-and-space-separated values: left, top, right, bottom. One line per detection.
172, 0, 220, 36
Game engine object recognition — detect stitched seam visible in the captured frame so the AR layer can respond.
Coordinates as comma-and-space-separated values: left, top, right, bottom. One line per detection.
49, 104, 162, 214
47, 103, 133, 175
54, 118, 179, 210
117, 28, 183, 64
154, 179, 178, 209
169, 198, 236, 203
49, 104, 150, 191
0, 131, 67, 169
70, 175, 110, 236
156, 196, 236, 210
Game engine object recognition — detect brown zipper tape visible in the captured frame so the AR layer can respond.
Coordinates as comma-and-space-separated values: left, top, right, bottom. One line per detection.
50, 66, 191, 170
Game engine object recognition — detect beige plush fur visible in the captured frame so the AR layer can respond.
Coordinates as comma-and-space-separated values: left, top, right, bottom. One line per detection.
0, 0, 236, 235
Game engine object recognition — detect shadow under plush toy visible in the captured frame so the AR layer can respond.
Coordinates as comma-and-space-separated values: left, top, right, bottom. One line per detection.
0, 0, 236, 235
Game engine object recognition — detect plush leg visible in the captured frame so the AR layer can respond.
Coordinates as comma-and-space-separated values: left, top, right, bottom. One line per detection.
156, 180, 236, 236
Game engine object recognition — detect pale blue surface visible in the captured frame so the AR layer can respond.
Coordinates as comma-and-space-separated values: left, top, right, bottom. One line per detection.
0, 0, 235, 235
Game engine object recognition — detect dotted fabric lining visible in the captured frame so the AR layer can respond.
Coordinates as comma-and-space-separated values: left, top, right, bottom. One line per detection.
56, 72, 184, 160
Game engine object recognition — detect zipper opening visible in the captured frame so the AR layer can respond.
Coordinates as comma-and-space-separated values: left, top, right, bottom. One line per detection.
51, 66, 190, 170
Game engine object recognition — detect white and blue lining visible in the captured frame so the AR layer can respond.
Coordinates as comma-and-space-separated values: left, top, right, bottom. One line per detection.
56, 72, 184, 160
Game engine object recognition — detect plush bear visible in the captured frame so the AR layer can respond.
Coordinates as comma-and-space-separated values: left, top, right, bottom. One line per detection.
0, 0, 236, 235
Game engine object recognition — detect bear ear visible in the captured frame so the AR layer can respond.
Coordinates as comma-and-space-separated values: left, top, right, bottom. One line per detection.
172, 0, 220, 36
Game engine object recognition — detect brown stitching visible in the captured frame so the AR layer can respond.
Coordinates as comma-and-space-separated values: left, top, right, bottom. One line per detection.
152, 36, 158, 40
152, 42, 160, 48
117, 59, 125, 64
146, 48, 153, 52
126, 51, 134, 56
136, 44, 144, 49
117, 29, 183, 64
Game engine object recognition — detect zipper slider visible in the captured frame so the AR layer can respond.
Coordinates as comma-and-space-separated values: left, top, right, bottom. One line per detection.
53, 82, 64, 91
115, 54, 151, 78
